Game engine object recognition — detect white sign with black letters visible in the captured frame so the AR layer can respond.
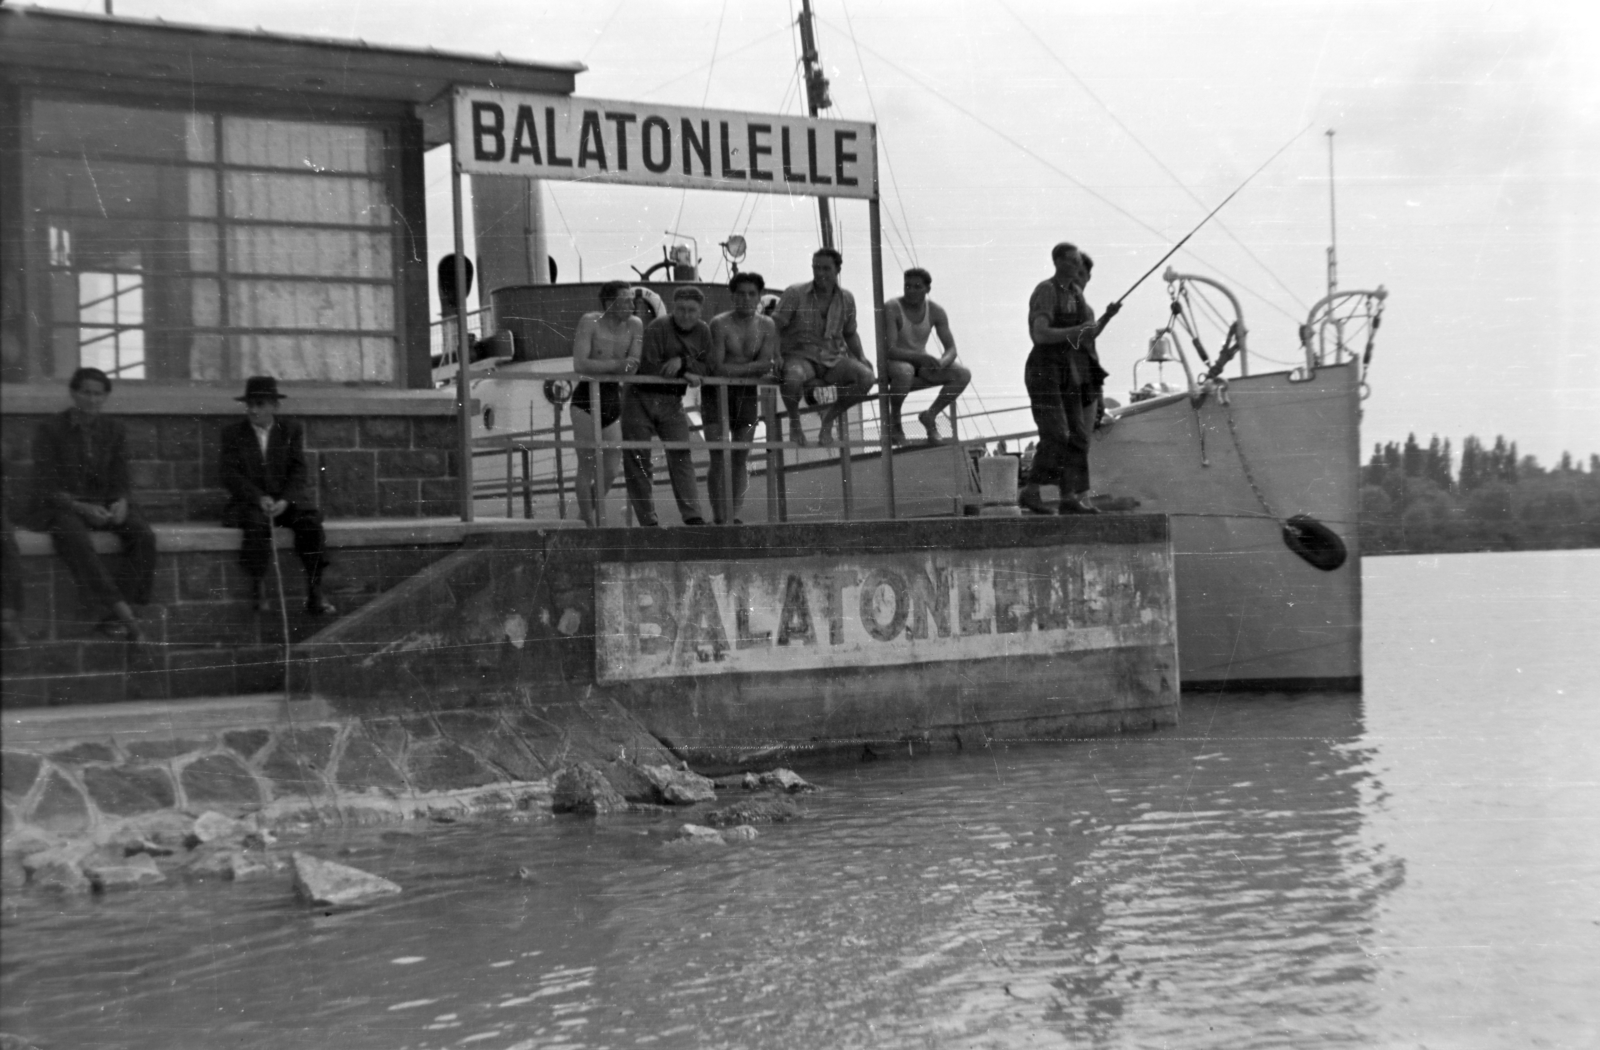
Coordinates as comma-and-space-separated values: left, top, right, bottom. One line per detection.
452, 88, 876, 199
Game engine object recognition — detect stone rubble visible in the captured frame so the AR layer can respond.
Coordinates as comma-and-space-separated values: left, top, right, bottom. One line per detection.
81, 850, 166, 891
3, 759, 813, 899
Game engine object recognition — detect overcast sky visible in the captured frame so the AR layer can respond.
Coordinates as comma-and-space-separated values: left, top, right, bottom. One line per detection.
45, 0, 1600, 465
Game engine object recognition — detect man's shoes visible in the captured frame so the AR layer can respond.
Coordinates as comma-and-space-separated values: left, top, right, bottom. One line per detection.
889, 424, 908, 445
1018, 485, 1056, 515
683, 517, 708, 526
305, 592, 337, 616
1057, 495, 1101, 515
917, 411, 944, 444
816, 420, 838, 445
788, 422, 809, 447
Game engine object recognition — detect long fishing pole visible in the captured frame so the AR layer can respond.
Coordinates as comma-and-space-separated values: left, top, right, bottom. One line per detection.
1111, 124, 1313, 309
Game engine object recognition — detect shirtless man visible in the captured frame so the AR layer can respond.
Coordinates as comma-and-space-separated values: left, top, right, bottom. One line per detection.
884, 267, 970, 444
706, 272, 779, 524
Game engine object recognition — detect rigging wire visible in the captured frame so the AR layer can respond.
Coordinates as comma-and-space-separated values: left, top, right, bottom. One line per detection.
671, 0, 729, 245
632, 26, 791, 101
998, 0, 1308, 314
545, 186, 583, 282
580, 0, 629, 64
817, 18, 1307, 326
839, 0, 919, 265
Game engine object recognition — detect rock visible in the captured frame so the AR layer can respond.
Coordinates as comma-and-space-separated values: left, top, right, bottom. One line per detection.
551, 762, 626, 816
291, 852, 402, 907
103, 830, 175, 858
82, 850, 165, 891
762, 768, 817, 793
601, 761, 659, 803
21, 844, 92, 894
665, 824, 725, 847
704, 795, 802, 827
229, 853, 273, 881
242, 827, 278, 850
187, 810, 246, 848
640, 764, 717, 805
121, 810, 195, 850
188, 849, 273, 882
722, 825, 759, 842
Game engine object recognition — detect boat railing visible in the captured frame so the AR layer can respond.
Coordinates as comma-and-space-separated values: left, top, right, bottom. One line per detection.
471, 372, 975, 525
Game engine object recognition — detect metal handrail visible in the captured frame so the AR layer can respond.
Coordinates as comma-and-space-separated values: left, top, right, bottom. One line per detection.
471, 370, 972, 525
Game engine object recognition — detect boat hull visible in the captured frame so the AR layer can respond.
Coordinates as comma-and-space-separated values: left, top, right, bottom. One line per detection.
1092, 361, 1362, 689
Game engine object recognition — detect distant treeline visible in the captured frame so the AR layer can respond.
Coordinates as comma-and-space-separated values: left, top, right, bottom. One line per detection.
1361, 434, 1599, 554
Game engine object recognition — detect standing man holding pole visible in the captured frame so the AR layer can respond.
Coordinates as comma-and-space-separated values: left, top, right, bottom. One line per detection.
1020, 242, 1120, 515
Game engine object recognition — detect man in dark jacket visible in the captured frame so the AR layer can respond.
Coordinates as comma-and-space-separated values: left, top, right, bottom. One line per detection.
219, 376, 334, 615
622, 287, 709, 527
28, 367, 155, 641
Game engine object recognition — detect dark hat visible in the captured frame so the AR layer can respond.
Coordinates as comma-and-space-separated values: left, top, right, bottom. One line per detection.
236, 376, 286, 402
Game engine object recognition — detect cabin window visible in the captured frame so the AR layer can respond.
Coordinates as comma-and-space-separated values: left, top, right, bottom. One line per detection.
24, 98, 398, 383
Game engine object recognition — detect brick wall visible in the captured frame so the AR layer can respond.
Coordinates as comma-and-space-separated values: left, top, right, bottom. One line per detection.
2, 412, 459, 524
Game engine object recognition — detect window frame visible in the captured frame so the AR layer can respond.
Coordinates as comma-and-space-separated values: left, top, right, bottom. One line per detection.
13, 83, 415, 387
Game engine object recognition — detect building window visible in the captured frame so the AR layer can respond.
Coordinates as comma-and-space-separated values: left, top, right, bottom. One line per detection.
26, 98, 398, 383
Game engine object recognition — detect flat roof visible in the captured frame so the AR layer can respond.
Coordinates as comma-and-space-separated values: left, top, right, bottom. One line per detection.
0, 6, 583, 141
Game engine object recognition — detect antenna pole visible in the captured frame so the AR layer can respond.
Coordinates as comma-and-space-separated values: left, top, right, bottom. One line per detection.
1325, 129, 1338, 299
798, 0, 835, 250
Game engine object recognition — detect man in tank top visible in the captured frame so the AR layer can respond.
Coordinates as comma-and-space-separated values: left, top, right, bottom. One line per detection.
706, 272, 779, 524
884, 267, 970, 444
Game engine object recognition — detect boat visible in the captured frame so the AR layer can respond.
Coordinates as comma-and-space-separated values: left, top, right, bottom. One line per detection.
444, 5, 1389, 694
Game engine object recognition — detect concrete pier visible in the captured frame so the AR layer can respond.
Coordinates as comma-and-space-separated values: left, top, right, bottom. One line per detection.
298, 515, 1180, 766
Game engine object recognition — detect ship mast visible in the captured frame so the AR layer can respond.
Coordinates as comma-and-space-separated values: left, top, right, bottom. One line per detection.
797, 0, 835, 250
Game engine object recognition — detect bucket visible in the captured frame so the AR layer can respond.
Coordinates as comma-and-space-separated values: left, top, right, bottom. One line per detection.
978, 455, 1019, 507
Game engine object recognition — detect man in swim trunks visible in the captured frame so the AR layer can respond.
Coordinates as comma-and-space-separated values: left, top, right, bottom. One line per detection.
771, 247, 876, 446
706, 272, 779, 524
884, 267, 970, 444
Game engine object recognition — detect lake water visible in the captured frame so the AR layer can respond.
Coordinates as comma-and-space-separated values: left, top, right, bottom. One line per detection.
4, 550, 1598, 1050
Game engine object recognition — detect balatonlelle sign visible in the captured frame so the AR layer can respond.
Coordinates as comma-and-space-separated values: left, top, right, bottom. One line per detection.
594, 546, 1172, 682
452, 88, 876, 199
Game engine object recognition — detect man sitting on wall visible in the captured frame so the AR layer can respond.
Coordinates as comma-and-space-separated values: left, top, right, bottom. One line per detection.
884, 266, 970, 444
220, 376, 335, 615
772, 248, 876, 447
28, 366, 156, 642
622, 287, 710, 527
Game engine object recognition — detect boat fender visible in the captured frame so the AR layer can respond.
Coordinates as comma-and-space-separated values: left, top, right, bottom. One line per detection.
1282, 514, 1347, 572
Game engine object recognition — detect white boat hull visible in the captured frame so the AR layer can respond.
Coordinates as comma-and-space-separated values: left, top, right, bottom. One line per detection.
1093, 361, 1362, 689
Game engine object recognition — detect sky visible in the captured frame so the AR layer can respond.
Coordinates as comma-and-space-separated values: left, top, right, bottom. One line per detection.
39, 0, 1600, 466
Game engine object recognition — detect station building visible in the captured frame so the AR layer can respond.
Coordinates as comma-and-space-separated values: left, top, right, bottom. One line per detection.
0, 6, 580, 705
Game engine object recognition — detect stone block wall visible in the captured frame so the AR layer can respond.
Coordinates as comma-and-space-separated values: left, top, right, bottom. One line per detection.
3, 538, 459, 707
0, 699, 678, 842
1, 412, 459, 524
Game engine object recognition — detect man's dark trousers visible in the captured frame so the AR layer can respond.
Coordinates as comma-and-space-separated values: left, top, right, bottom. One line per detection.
44, 507, 156, 615
224, 503, 326, 586
622, 393, 703, 525
1023, 345, 1093, 495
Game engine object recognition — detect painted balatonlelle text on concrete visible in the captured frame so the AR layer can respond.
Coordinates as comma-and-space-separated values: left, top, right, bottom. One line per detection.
596, 546, 1170, 681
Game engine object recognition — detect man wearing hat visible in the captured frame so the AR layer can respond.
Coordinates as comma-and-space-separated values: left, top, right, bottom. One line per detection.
219, 376, 334, 615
